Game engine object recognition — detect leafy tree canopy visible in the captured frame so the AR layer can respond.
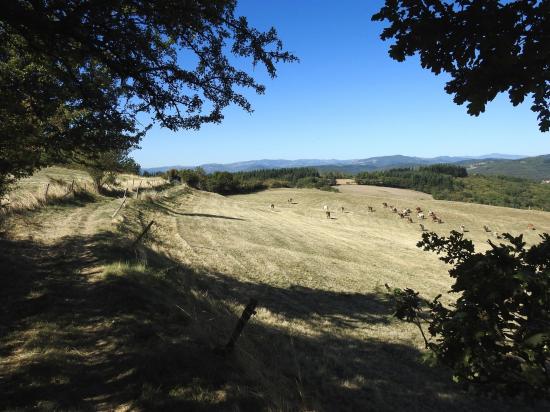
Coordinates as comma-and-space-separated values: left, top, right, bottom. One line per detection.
0, 0, 296, 182
373, 0, 550, 132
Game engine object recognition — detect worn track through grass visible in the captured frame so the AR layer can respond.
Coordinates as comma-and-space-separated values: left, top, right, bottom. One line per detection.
1, 179, 549, 411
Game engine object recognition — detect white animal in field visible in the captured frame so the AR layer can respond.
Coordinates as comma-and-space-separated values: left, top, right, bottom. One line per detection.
323, 205, 328, 211
418, 213, 425, 219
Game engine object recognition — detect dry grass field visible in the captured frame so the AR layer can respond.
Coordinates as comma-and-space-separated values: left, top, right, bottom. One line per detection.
1, 169, 549, 411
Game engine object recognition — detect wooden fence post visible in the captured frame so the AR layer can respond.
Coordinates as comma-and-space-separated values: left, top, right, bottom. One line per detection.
135, 180, 143, 199
112, 188, 128, 218
224, 298, 258, 353
132, 220, 154, 247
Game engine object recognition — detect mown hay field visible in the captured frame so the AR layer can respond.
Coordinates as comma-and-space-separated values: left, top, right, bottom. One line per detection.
2, 174, 549, 411
134, 184, 550, 410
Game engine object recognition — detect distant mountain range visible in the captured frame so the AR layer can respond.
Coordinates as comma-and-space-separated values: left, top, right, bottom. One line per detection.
143, 154, 526, 175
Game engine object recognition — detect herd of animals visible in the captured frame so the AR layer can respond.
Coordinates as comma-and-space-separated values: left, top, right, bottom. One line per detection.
268, 198, 538, 238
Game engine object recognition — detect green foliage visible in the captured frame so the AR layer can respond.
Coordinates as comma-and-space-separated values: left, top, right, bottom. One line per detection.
420, 164, 468, 178
203, 172, 238, 195
0, 1, 295, 192
357, 166, 550, 211
388, 231, 550, 397
465, 155, 550, 182
444, 175, 550, 210
167, 167, 335, 195
356, 167, 463, 194
373, 1, 550, 132
233, 167, 321, 182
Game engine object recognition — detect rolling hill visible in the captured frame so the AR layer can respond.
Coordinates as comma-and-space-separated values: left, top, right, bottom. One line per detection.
462, 154, 550, 181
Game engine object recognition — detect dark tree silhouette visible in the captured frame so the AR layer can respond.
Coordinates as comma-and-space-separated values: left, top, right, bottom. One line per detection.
373, 0, 550, 132
0, 0, 296, 185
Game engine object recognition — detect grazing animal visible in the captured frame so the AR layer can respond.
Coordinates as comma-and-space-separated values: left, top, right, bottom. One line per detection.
415, 207, 422, 213
404, 208, 411, 214
382, 202, 388, 208
419, 223, 425, 231
326, 211, 331, 219
340, 206, 345, 212
428, 210, 435, 217
483, 225, 491, 232
368, 206, 374, 212
431, 215, 438, 222
398, 212, 405, 219
392, 207, 398, 213
407, 216, 413, 223
270, 204, 275, 210
288, 198, 293, 203
527, 223, 536, 230
418, 213, 425, 219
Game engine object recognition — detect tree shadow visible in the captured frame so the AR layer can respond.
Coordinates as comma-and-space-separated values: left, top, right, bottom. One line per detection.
1, 232, 546, 411
150, 201, 246, 221
181, 213, 246, 221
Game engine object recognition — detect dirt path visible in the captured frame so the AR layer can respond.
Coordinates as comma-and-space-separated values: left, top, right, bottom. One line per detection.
2, 186, 548, 411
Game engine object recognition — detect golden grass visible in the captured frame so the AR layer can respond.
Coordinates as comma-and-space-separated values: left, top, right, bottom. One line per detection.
119, 184, 549, 410
2, 175, 549, 411
0, 167, 167, 216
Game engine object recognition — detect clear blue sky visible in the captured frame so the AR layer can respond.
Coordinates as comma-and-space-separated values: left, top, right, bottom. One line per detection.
133, 0, 549, 168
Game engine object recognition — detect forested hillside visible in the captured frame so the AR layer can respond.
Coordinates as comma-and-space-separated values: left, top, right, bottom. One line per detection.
464, 155, 550, 181
356, 165, 550, 210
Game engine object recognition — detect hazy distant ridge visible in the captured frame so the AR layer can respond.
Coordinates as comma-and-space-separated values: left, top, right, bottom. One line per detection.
144, 154, 526, 174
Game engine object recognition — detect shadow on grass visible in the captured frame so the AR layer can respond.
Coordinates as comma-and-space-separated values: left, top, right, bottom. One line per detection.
151, 200, 247, 221
1, 232, 546, 411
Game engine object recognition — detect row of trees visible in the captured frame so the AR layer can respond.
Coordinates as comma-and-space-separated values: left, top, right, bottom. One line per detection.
166, 167, 337, 195
356, 165, 466, 194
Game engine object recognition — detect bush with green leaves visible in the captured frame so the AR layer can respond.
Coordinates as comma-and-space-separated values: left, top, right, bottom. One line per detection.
387, 231, 550, 397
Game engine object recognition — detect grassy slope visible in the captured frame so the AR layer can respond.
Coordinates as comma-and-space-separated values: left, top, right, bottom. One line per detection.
2, 170, 550, 411
465, 155, 550, 181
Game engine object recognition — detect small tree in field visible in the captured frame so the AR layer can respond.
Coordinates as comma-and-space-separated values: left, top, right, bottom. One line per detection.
387, 231, 550, 397
84, 150, 139, 192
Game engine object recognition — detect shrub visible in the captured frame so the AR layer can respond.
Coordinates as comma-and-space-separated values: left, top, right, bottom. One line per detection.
387, 231, 550, 397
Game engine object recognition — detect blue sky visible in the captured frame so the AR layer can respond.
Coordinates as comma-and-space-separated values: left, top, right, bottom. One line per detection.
133, 0, 549, 168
